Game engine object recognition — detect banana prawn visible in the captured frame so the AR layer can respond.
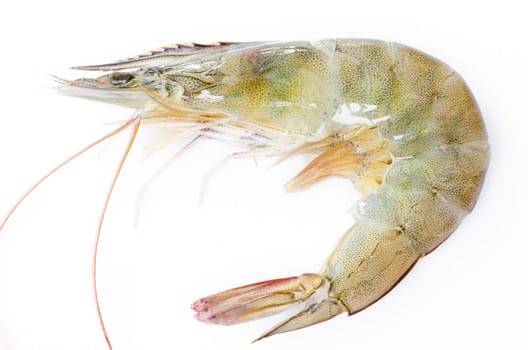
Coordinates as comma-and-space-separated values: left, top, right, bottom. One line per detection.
0, 39, 489, 348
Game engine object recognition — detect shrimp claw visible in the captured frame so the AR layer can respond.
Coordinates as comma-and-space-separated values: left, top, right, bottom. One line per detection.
191, 273, 345, 340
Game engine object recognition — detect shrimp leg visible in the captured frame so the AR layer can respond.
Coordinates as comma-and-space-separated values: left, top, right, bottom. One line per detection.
134, 135, 202, 228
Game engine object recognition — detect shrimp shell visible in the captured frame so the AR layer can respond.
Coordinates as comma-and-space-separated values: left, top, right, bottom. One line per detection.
0, 39, 489, 348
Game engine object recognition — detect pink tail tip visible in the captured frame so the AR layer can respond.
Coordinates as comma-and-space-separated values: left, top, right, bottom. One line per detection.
191, 274, 323, 325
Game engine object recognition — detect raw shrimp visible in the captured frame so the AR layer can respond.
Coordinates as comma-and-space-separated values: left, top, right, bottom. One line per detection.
0, 39, 489, 348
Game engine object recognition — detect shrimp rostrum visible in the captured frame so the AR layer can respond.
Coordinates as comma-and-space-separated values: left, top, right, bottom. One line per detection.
5, 39, 489, 343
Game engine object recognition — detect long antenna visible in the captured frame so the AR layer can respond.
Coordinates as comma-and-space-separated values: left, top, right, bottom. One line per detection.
93, 117, 141, 350
0, 117, 140, 234
0, 115, 141, 349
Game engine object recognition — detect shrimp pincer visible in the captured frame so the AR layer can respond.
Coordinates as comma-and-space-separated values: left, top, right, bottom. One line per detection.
1, 39, 488, 347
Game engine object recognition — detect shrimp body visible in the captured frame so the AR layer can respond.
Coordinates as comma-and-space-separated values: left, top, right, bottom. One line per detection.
53, 39, 489, 340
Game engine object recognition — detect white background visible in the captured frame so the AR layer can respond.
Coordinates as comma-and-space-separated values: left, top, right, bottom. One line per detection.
0, 1, 527, 349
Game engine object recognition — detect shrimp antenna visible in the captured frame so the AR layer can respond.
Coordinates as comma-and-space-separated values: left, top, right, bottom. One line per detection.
0, 115, 141, 350
93, 117, 141, 350
0, 117, 140, 233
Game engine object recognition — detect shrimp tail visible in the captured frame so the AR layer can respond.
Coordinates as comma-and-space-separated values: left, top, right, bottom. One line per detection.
191, 274, 345, 341
253, 299, 344, 342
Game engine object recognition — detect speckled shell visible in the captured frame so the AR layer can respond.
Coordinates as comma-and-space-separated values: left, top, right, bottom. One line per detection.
67, 39, 489, 316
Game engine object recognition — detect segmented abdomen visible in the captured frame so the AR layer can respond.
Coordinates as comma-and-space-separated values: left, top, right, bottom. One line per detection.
323, 40, 489, 313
